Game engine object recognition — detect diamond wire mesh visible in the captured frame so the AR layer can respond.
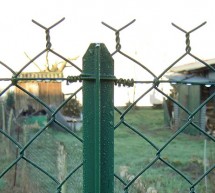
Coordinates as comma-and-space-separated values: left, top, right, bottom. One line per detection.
0, 18, 215, 193
101, 20, 215, 192
0, 18, 83, 193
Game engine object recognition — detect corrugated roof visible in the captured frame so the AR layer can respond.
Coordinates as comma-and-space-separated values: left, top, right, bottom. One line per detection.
18, 72, 63, 82
171, 58, 215, 72
166, 73, 214, 85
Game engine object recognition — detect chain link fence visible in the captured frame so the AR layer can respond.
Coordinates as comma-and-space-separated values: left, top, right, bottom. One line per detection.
107, 20, 215, 193
0, 18, 83, 193
0, 18, 214, 193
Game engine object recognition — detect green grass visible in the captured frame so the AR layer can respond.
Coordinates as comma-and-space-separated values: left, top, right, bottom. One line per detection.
24, 125, 83, 193
0, 178, 6, 191
0, 107, 214, 193
114, 107, 215, 193
0, 115, 83, 193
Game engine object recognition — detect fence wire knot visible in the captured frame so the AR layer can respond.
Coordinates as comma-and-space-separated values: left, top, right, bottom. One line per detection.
11, 76, 18, 85
156, 152, 161, 157
102, 19, 135, 54
190, 187, 195, 193
19, 150, 24, 157
185, 33, 191, 53
46, 29, 52, 49
115, 31, 121, 51
153, 78, 160, 87
115, 78, 134, 87
32, 18, 65, 49
187, 115, 194, 122
123, 187, 129, 193
172, 21, 206, 54
56, 188, 62, 193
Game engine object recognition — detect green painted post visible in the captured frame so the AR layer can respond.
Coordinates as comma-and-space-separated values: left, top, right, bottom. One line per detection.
83, 43, 114, 193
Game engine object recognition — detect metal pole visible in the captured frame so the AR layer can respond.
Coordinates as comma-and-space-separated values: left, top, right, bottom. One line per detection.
204, 139, 208, 193
1, 101, 6, 132
83, 43, 114, 193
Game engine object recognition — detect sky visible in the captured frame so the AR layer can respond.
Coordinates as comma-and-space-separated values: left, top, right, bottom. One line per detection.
0, 0, 215, 105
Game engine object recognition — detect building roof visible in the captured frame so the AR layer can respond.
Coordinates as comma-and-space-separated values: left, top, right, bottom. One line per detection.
18, 72, 63, 82
166, 73, 214, 85
170, 58, 215, 72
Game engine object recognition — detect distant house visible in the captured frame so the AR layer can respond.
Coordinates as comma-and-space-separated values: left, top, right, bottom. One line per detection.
15, 71, 64, 113
166, 59, 215, 135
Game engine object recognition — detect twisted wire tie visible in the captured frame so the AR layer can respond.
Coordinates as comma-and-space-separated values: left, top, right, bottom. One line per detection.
115, 31, 121, 51
66, 76, 134, 87
114, 78, 134, 87
46, 29, 52, 49
185, 33, 191, 53
66, 76, 82, 85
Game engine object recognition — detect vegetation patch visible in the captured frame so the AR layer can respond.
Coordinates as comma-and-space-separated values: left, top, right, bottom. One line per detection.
0, 107, 214, 193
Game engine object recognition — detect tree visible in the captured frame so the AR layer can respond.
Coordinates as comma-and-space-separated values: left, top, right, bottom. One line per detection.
62, 98, 81, 117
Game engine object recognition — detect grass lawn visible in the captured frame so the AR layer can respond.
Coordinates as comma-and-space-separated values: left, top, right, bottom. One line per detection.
0, 107, 214, 193
114, 107, 215, 193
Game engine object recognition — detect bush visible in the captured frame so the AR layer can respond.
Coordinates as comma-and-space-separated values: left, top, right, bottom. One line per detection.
62, 98, 81, 117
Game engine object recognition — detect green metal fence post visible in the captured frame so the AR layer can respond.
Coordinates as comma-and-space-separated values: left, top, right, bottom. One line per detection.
83, 43, 114, 193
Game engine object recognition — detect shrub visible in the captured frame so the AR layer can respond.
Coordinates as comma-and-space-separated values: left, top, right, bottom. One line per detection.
62, 98, 81, 117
